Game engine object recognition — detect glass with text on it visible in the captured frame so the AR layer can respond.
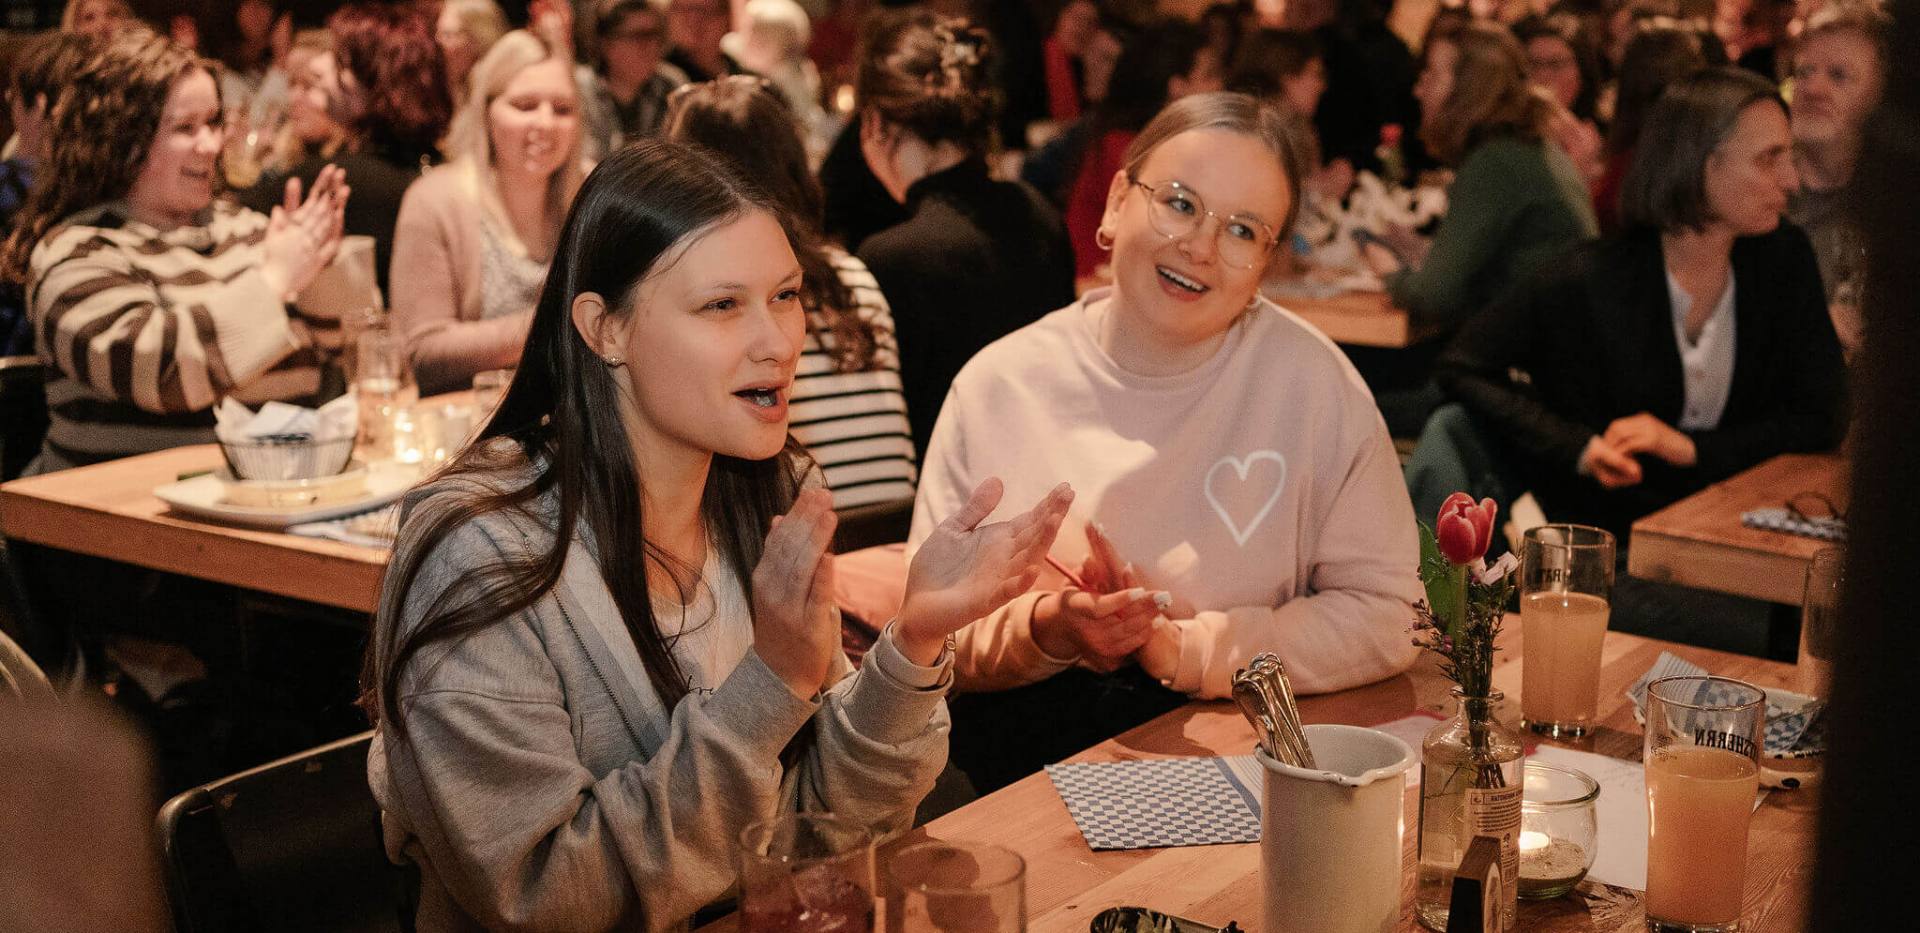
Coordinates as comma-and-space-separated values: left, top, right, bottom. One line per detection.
1644, 675, 1765, 933
1520, 524, 1616, 738
737, 813, 876, 933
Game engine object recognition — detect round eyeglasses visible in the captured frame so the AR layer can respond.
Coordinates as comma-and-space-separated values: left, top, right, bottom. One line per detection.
1127, 176, 1279, 270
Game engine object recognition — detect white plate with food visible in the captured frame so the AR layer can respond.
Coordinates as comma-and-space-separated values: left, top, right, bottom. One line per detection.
154, 461, 419, 529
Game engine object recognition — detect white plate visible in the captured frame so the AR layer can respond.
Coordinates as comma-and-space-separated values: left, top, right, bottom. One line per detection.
155, 461, 419, 529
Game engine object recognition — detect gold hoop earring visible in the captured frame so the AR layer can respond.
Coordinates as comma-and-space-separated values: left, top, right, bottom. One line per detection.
1095, 228, 1114, 251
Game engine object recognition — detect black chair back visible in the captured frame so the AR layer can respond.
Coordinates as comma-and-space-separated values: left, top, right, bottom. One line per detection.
832, 497, 915, 553
156, 731, 413, 933
0, 355, 49, 481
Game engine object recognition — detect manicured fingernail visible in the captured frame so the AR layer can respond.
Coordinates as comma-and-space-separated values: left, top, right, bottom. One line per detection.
1152, 592, 1173, 610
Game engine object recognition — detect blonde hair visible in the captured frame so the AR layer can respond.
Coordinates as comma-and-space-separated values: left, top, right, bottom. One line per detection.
60, 0, 131, 33
265, 30, 348, 173
442, 30, 586, 261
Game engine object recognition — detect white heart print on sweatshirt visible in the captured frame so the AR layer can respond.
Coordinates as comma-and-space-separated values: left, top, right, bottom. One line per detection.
1205, 450, 1287, 546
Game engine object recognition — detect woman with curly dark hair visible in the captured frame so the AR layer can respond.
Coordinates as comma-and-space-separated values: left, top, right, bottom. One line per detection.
240, 1, 453, 292
0, 30, 349, 472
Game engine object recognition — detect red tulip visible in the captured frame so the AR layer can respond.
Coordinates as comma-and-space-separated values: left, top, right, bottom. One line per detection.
1436, 492, 1497, 565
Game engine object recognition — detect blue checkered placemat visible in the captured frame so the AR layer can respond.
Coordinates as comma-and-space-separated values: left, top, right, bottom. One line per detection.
1627, 651, 1824, 757
1741, 507, 1846, 542
1045, 756, 1264, 851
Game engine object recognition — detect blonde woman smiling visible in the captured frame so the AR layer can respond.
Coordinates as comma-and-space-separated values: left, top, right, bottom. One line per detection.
390, 29, 586, 394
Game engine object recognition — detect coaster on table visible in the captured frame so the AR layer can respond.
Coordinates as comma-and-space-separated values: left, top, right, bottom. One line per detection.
1741, 507, 1845, 542
1046, 756, 1264, 851
1626, 651, 1824, 757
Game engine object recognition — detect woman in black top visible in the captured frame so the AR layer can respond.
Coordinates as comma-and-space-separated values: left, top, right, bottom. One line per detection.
1432, 68, 1845, 540
853, 9, 1075, 459
240, 2, 452, 292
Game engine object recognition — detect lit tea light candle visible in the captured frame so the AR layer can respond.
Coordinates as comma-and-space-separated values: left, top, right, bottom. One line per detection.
1517, 833, 1587, 897
1518, 830, 1551, 854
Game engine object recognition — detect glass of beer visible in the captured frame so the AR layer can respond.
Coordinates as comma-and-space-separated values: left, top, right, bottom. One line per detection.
1799, 547, 1843, 698
1519, 524, 1616, 737
738, 813, 876, 933
885, 841, 1025, 933
1644, 675, 1766, 932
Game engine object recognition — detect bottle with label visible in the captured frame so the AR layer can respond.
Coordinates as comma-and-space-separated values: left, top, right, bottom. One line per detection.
1376, 123, 1407, 190
1416, 689, 1523, 930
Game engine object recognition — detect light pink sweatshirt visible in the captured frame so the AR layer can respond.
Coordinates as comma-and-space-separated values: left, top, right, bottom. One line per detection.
908, 289, 1422, 699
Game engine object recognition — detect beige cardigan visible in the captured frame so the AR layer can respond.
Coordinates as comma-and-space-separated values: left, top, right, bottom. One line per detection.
388, 164, 538, 395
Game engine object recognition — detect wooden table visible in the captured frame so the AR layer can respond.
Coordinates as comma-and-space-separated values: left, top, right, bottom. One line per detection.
707, 629, 1815, 932
1274, 289, 1441, 349
0, 444, 394, 613
1628, 453, 1846, 606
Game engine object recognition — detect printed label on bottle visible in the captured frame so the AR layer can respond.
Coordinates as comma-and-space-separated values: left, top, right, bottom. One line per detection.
1469, 783, 1523, 896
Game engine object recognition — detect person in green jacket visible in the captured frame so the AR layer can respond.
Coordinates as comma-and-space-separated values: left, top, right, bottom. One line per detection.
1366, 21, 1597, 328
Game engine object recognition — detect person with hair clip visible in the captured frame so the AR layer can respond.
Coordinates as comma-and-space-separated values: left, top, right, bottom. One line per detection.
911, 92, 1423, 792
365, 139, 1074, 932
1433, 67, 1845, 544
390, 29, 586, 395
854, 9, 1075, 460
664, 77, 917, 511
0, 30, 350, 473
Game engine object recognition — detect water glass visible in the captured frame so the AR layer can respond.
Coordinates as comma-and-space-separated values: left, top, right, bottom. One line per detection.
1519, 524, 1616, 737
737, 813, 876, 933
884, 841, 1025, 933
354, 325, 418, 458
1644, 675, 1765, 932
1799, 547, 1843, 698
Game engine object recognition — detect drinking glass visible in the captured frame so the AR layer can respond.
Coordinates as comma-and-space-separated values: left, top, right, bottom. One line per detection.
1799, 547, 1843, 698
1644, 675, 1765, 932
1519, 524, 1616, 737
353, 324, 418, 459
472, 368, 514, 416
884, 841, 1025, 933
737, 813, 876, 933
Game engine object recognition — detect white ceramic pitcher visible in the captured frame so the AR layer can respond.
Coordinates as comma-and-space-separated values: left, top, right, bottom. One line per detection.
1258, 723, 1416, 933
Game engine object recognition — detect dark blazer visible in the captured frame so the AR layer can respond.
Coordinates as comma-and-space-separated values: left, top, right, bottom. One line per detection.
857, 158, 1074, 460
1436, 222, 1847, 538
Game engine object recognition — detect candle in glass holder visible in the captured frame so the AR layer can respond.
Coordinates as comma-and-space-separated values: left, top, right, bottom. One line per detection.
1517, 763, 1600, 899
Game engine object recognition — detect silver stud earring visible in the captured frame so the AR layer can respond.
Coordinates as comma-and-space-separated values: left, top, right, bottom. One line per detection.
604, 355, 625, 367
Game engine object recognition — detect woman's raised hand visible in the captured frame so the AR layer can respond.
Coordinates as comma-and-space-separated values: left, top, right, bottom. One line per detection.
896, 480, 1074, 664
750, 487, 841, 699
260, 163, 350, 301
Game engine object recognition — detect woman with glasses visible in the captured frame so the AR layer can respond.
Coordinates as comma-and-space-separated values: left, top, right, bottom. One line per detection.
909, 92, 1424, 792
1433, 68, 1846, 542
854, 9, 1074, 459
582, 0, 689, 156
389, 29, 586, 394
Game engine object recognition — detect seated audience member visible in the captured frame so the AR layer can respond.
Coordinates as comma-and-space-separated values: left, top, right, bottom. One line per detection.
1368, 21, 1598, 330
214, 0, 285, 119
1433, 67, 1846, 541
1042, 0, 1107, 122
391, 30, 586, 395
665, 78, 917, 509
241, 1, 453, 293
911, 93, 1423, 791
262, 30, 350, 175
2, 31, 96, 357
723, 0, 827, 146
1062, 21, 1223, 280
667, 0, 748, 82
582, 0, 690, 155
365, 140, 1073, 931
855, 11, 1076, 459
1227, 28, 1353, 218
1593, 23, 1711, 233
1312, 0, 1419, 176
1515, 13, 1605, 181
0, 32, 351, 472
1787, 2, 1889, 357
436, 0, 510, 104
61, 0, 132, 41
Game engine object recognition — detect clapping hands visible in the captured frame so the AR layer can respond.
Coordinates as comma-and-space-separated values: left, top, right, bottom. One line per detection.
895, 479, 1075, 665
260, 163, 349, 302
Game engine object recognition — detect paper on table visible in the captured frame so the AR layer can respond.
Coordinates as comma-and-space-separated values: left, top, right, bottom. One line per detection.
1526, 745, 1648, 891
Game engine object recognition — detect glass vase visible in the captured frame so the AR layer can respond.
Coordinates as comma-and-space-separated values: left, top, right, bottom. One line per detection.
1416, 689, 1523, 930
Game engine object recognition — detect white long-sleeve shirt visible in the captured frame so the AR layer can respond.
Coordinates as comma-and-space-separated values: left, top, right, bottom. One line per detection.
908, 289, 1422, 699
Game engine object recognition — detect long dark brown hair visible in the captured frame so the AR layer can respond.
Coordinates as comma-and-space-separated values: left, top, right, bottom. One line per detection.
661, 77, 879, 373
363, 140, 809, 734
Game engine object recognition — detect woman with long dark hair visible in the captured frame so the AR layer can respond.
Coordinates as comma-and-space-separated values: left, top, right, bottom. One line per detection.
664, 77, 917, 509
364, 140, 1072, 931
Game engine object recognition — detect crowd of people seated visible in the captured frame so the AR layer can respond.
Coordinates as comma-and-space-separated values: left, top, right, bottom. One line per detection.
0, 0, 1888, 928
